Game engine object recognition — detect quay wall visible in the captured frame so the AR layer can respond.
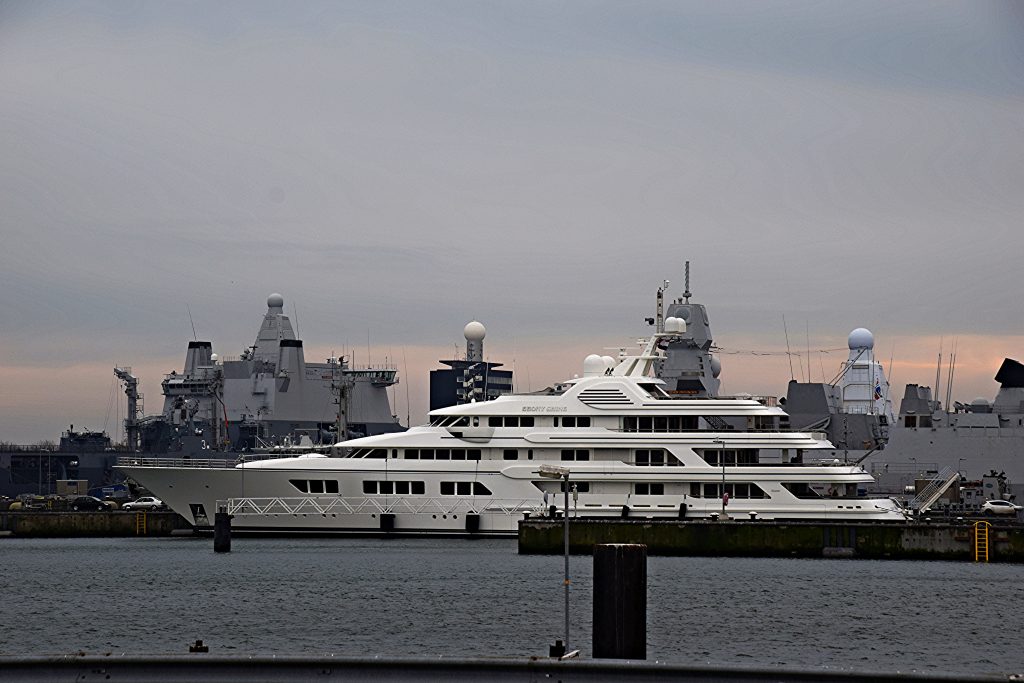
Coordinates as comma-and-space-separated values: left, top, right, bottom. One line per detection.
518, 519, 1024, 562
0, 511, 193, 538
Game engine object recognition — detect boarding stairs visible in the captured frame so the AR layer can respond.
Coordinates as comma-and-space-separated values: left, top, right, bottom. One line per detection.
908, 467, 960, 513
703, 415, 731, 431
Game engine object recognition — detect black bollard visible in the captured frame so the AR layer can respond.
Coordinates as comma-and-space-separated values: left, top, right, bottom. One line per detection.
592, 543, 646, 660
213, 509, 231, 553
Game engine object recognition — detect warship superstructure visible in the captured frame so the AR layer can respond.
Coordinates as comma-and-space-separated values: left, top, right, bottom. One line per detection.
0, 294, 404, 498
648, 266, 1019, 504
126, 293, 403, 455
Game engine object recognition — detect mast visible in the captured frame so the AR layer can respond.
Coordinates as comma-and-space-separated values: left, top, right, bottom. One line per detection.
114, 367, 141, 451
332, 356, 354, 443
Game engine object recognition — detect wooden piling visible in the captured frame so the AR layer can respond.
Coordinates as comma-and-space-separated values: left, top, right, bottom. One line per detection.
592, 543, 646, 660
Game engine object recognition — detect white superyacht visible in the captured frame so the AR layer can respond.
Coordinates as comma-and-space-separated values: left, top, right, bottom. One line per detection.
119, 317, 908, 535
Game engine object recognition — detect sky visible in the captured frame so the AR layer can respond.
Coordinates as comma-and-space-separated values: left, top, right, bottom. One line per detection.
2, 1, 1024, 443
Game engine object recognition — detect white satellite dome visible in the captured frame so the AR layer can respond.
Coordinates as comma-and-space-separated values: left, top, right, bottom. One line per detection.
267, 293, 284, 309
710, 354, 722, 378
210, 353, 219, 363
602, 355, 617, 370
464, 321, 486, 342
971, 397, 991, 406
848, 328, 874, 350
583, 354, 605, 377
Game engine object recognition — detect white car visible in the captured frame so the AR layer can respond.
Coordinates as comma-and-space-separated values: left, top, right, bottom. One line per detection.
980, 499, 1022, 516
122, 496, 165, 511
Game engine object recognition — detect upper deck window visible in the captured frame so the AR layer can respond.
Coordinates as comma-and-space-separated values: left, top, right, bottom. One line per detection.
623, 416, 698, 432
487, 416, 535, 428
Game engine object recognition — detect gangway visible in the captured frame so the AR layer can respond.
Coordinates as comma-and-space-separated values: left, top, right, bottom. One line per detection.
908, 466, 960, 513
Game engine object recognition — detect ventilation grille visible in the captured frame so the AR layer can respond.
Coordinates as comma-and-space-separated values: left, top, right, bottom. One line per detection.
579, 388, 634, 407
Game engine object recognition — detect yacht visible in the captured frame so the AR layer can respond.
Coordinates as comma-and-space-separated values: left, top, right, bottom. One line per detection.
119, 318, 909, 535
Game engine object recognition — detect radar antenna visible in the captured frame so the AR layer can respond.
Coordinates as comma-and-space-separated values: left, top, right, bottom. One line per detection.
683, 260, 692, 303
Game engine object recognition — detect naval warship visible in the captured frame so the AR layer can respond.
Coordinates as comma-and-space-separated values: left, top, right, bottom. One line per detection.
0, 294, 403, 498
649, 265, 1018, 506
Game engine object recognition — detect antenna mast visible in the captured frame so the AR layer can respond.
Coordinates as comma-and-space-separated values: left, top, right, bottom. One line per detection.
683, 260, 691, 303
783, 314, 795, 381
186, 304, 198, 341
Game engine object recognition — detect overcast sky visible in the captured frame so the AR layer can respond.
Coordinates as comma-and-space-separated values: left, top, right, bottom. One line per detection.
2, 1, 1024, 442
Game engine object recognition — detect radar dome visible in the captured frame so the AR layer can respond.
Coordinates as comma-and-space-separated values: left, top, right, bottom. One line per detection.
848, 328, 874, 350
710, 354, 722, 378
210, 353, 219, 363
602, 355, 616, 370
464, 321, 486, 342
267, 293, 284, 308
583, 354, 605, 377
971, 397, 991, 406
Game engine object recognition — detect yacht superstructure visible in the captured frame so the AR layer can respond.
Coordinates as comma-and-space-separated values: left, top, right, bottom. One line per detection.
119, 319, 907, 535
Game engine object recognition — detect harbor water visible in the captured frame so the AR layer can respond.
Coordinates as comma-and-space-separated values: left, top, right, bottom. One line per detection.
1, 537, 1021, 676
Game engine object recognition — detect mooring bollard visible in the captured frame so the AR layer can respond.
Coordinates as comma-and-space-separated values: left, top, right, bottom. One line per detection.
213, 507, 231, 553
592, 543, 646, 660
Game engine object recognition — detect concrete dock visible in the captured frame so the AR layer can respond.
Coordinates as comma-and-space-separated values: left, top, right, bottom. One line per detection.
518, 518, 1024, 561
0, 511, 193, 537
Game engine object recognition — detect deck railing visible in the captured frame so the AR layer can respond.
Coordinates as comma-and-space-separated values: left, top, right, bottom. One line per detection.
116, 456, 238, 469
221, 496, 545, 518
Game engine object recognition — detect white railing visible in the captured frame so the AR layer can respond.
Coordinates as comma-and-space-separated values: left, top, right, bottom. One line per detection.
116, 456, 238, 469
221, 496, 545, 518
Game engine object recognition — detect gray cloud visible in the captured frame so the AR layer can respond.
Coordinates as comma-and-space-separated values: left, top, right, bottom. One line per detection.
2, 1, 1023, 439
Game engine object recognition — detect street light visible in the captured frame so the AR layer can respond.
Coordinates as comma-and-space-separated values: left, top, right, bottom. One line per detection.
538, 464, 572, 657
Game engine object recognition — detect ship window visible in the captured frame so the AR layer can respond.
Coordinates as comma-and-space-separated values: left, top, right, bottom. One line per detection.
362, 480, 375, 494
309, 480, 324, 494
289, 479, 309, 493
635, 449, 667, 466
521, 416, 534, 427
365, 449, 387, 459
503, 450, 518, 460
782, 482, 821, 499
560, 449, 590, 461
454, 417, 470, 427
395, 481, 410, 495
690, 483, 767, 499
405, 449, 419, 459
468, 449, 482, 461
452, 450, 467, 460
379, 481, 394, 494
391, 449, 398, 459
440, 481, 492, 496
904, 416, 917, 428
553, 417, 559, 427
635, 483, 665, 496
436, 448, 451, 460
528, 449, 534, 460
420, 449, 435, 460
325, 480, 339, 494
488, 417, 502, 427
412, 481, 425, 494
562, 416, 592, 428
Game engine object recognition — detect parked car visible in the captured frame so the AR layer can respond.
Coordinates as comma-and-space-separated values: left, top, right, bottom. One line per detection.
981, 499, 1023, 516
122, 496, 165, 511
69, 496, 114, 512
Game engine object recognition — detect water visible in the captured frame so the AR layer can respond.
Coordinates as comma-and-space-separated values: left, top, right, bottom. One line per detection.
1, 537, 1021, 675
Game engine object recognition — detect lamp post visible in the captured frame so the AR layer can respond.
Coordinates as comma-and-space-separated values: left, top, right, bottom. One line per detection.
539, 464, 572, 656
